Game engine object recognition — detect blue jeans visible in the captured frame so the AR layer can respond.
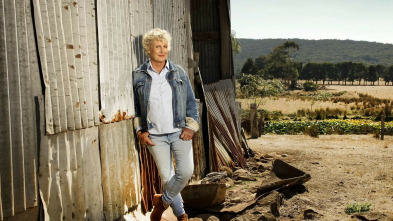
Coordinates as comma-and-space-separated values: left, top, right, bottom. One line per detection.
147, 130, 194, 216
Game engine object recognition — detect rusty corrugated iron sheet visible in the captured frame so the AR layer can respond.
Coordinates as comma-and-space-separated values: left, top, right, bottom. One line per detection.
139, 142, 162, 213
97, 0, 136, 124
204, 79, 246, 170
99, 120, 141, 220
39, 127, 104, 220
0, 1, 40, 219
33, 0, 99, 135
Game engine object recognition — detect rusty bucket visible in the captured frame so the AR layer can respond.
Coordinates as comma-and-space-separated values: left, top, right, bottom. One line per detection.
181, 183, 226, 209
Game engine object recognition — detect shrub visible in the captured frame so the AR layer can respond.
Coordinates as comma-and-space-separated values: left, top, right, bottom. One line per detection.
303, 81, 319, 91
344, 203, 371, 214
304, 125, 319, 138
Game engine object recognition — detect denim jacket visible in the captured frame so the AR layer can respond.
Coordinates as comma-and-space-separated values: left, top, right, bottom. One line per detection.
133, 60, 199, 132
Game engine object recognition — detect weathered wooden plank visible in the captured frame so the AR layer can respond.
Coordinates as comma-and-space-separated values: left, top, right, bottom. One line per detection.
0, 1, 13, 217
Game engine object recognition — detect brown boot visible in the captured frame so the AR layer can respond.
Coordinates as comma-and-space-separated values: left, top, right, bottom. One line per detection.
150, 194, 166, 221
177, 214, 188, 221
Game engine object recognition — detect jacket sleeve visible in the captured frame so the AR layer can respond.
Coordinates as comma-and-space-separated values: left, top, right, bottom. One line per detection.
182, 67, 199, 124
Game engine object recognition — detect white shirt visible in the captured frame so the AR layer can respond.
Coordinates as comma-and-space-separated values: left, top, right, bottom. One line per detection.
147, 60, 181, 134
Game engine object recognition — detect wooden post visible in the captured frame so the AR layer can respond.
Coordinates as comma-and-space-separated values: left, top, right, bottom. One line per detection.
381, 115, 385, 140
250, 103, 259, 138
259, 112, 265, 135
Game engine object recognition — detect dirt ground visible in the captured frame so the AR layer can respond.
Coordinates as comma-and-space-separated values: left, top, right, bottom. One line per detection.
246, 134, 393, 221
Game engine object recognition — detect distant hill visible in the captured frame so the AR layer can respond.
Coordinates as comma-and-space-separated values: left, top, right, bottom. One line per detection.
234, 38, 393, 74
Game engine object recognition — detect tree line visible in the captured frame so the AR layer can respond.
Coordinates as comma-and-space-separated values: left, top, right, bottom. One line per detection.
234, 38, 393, 74
240, 41, 393, 87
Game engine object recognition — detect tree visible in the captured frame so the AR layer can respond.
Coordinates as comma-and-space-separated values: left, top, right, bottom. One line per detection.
265, 41, 300, 88
336, 62, 352, 85
351, 63, 366, 85
241, 57, 255, 74
238, 74, 284, 103
375, 64, 386, 85
388, 65, 393, 85
231, 30, 241, 55
301, 62, 318, 81
382, 65, 393, 85
254, 55, 268, 70
367, 65, 378, 85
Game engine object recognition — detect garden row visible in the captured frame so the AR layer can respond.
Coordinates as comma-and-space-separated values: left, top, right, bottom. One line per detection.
263, 119, 393, 136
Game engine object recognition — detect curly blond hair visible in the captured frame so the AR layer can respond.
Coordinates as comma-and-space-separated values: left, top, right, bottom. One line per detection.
142, 28, 172, 56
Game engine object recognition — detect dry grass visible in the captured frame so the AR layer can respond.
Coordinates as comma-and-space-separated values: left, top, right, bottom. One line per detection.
237, 85, 393, 116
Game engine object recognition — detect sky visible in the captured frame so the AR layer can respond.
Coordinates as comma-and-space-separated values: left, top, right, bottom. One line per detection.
230, 0, 393, 44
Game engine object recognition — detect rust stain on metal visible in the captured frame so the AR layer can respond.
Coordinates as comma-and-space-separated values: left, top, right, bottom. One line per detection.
64, 5, 69, 10
73, 2, 78, 7
66, 44, 74, 49
139, 141, 162, 213
75, 54, 81, 58
99, 110, 133, 124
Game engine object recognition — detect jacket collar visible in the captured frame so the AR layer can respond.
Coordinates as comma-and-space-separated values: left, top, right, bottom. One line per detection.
140, 59, 177, 72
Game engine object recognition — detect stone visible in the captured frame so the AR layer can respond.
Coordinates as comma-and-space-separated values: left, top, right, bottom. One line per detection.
303, 209, 320, 220
233, 169, 257, 181
206, 215, 220, 221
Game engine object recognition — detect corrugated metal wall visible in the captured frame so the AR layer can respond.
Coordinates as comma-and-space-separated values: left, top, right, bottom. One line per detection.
0, 0, 40, 219
33, 0, 100, 135
98, 0, 136, 123
99, 120, 140, 220
39, 127, 104, 220
190, 0, 234, 83
191, 0, 221, 84
0, 0, 237, 220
